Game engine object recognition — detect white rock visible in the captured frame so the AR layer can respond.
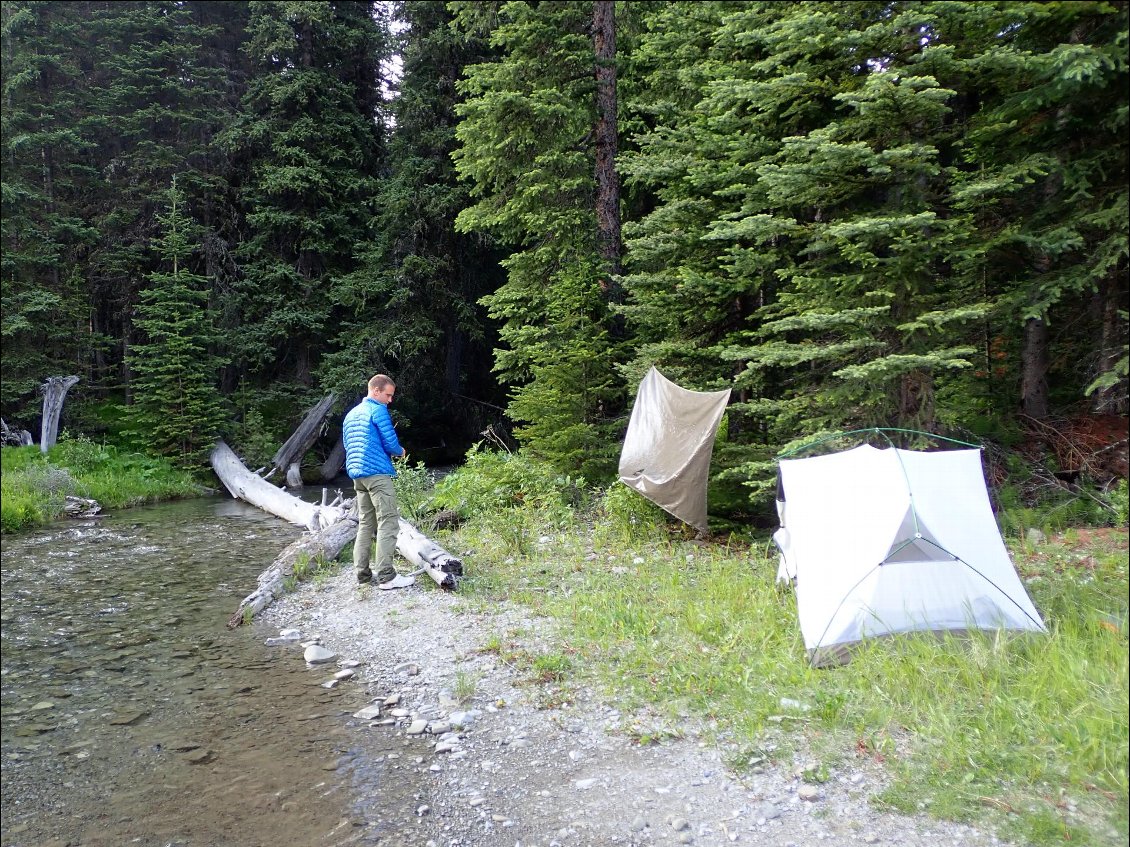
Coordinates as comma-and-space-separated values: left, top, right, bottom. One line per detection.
303, 644, 336, 664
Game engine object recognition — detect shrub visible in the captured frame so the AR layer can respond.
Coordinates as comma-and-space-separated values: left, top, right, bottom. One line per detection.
430, 445, 583, 523
595, 482, 668, 544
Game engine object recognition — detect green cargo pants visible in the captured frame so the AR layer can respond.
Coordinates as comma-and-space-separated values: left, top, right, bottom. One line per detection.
353, 474, 399, 584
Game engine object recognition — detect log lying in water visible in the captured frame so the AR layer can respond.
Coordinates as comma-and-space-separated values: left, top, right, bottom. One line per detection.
227, 518, 358, 629
214, 439, 463, 626
212, 440, 347, 531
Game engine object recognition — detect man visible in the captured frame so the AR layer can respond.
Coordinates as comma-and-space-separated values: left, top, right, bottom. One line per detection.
342, 374, 415, 589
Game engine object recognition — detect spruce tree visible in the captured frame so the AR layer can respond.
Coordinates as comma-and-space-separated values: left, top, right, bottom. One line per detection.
1, 2, 98, 415
220, 0, 389, 391
127, 179, 225, 467
450, 0, 627, 478
319, 0, 505, 454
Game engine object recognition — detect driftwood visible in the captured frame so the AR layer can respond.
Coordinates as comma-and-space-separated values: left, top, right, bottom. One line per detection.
40, 375, 80, 453
397, 518, 462, 589
266, 393, 336, 486
227, 517, 359, 628
1, 418, 35, 447
320, 435, 346, 481
212, 440, 347, 531
64, 495, 102, 518
214, 439, 463, 625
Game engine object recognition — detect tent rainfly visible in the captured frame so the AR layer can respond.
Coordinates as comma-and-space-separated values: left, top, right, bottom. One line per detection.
618, 367, 731, 533
774, 443, 1046, 666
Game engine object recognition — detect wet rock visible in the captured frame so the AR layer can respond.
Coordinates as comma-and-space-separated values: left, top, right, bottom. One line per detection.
108, 710, 148, 726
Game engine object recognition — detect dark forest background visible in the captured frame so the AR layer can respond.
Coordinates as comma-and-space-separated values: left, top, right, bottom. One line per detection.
2, 1, 1126, 514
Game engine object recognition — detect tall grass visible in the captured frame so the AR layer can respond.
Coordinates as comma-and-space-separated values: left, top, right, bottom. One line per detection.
1, 437, 202, 533
429, 463, 1128, 847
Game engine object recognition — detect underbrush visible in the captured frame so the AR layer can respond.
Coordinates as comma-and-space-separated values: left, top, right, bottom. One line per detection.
1, 436, 202, 533
416, 448, 1128, 847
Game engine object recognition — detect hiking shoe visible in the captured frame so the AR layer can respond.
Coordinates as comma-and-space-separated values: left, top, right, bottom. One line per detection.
357, 570, 373, 585
378, 573, 415, 590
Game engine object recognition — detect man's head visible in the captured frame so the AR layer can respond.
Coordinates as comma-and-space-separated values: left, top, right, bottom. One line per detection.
368, 374, 396, 405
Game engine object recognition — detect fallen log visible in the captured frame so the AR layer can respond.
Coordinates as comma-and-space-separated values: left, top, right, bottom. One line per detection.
398, 518, 463, 589
211, 440, 347, 531
227, 517, 358, 629
214, 439, 463, 625
265, 393, 336, 485
319, 434, 346, 481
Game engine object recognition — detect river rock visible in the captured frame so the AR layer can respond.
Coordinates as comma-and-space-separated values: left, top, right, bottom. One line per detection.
304, 645, 336, 665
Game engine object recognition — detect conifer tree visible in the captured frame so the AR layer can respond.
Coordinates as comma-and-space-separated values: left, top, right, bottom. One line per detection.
1, 2, 98, 414
319, 0, 505, 452
127, 179, 225, 466
220, 0, 389, 391
450, 0, 627, 477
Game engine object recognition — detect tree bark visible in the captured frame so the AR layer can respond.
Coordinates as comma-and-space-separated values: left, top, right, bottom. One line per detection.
40, 375, 80, 453
1020, 317, 1050, 419
1, 418, 35, 447
227, 517, 359, 628
267, 392, 336, 485
319, 434, 346, 481
212, 440, 347, 531
593, 0, 622, 298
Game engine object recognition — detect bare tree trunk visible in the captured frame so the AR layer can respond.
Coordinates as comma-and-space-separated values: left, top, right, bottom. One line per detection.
593, 0, 622, 299
1092, 273, 1128, 414
267, 393, 336, 484
40, 375, 80, 452
1021, 317, 1050, 419
320, 435, 346, 481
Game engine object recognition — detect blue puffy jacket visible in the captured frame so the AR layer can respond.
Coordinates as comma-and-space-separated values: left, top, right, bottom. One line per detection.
342, 397, 403, 479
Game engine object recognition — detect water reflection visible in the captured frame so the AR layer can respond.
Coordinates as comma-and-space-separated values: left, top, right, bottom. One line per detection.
0, 496, 402, 847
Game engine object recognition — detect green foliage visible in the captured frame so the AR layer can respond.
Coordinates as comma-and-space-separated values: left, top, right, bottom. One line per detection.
451, 0, 628, 478
995, 480, 1122, 540
229, 408, 277, 471
595, 482, 668, 545
125, 179, 226, 468
0, 437, 200, 533
1109, 479, 1129, 527
430, 444, 583, 523
218, 0, 389, 386
2, 0, 1127, 515
319, 1, 505, 456
392, 458, 436, 524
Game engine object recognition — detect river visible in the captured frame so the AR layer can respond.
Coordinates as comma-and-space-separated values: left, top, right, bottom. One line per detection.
0, 495, 412, 847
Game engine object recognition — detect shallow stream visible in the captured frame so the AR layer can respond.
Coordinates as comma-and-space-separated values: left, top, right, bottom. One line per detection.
1, 495, 411, 847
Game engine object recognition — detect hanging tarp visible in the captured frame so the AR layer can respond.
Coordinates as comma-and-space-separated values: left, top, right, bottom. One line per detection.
618, 367, 731, 532
774, 444, 1046, 666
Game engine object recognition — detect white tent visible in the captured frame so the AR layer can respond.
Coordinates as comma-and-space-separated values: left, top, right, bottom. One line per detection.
774, 443, 1046, 666
618, 367, 731, 533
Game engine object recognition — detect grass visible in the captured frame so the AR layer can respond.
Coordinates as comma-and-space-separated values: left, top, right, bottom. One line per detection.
434, 505, 1129, 847
1, 437, 203, 533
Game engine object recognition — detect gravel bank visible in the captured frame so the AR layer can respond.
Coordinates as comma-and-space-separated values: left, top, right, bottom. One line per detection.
258, 566, 1014, 847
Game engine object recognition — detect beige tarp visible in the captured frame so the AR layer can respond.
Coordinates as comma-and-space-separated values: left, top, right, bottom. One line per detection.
618, 367, 731, 532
